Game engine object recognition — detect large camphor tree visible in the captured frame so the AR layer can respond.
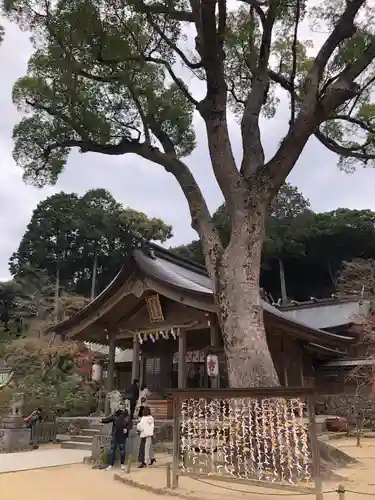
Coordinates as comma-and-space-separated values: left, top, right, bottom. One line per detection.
3, 0, 375, 387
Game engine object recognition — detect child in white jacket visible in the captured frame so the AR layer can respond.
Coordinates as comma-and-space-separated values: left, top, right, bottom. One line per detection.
137, 406, 155, 468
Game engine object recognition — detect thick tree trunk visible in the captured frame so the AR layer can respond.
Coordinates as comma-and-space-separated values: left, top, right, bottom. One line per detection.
214, 210, 279, 388
278, 258, 288, 305
53, 268, 60, 324
91, 253, 98, 301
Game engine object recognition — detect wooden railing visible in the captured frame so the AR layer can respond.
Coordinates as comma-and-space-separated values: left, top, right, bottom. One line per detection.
30, 421, 58, 445
148, 399, 173, 420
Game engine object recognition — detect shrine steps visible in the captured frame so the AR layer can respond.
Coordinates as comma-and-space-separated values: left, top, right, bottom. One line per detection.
60, 428, 100, 451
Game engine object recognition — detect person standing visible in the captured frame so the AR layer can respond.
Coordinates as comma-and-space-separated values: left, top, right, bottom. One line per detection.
128, 379, 139, 418
24, 407, 42, 448
137, 406, 155, 468
137, 383, 150, 418
101, 406, 132, 471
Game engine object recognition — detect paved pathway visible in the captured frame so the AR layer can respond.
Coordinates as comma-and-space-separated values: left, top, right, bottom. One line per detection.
0, 448, 88, 473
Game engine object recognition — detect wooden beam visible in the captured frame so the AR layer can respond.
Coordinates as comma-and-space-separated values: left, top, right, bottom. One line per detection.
114, 296, 146, 327
106, 331, 117, 393
178, 329, 187, 389
131, 334, 141, 382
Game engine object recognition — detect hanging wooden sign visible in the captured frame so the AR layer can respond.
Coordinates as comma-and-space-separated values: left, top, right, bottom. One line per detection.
145, 294, 164, 323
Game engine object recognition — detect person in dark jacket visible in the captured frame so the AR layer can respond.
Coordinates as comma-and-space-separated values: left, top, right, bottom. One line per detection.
24, 408, 42, 448
24, 407, 42, 428
128, 379, 139, 418
101, 406, 132, 471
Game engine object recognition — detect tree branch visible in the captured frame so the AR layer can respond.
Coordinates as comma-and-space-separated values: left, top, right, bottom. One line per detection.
228, 80, 247, 105
44, 9, 199, 108
305, 0, 365, 96
258, 1, 370, 197
25, 99, 89, 140
141, 9, 203, 70
240, 1, 279, 179
268, 70, 295, 95
315, 129, 375, 162
321, 37, 375, 111
261, 111, 318, 197
41, 135, 223, 269
195, 0, 244, 212
73, 57, 199, 108
126, 83, 152, 145
327, 114, 375, 135
239, 0, 267, 24
127, 0, 194, 22
346, 75, 375, 116
290, 0, 301, 125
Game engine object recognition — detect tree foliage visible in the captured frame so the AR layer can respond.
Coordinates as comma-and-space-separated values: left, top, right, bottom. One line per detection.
3, 0, 375, 387
339, 316, 375, 446
1, 337, 97, 416
173, 182, 313, 263
0, 268, 90, 336
10, 189, 172, 296
337, 258, 375, 299
3, 0, 374, 211
174, 202, 375, 302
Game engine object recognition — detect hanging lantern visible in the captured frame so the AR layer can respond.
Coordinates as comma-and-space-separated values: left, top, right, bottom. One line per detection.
91, 363, 102, 382
206, 354, 219, 377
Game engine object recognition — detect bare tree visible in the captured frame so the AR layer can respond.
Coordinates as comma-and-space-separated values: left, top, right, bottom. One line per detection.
332, 316, 375, 446
337, 259, 375, 299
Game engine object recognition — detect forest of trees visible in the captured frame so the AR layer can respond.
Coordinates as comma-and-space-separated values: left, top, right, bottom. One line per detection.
2, 183, 375, 338
1, 183, 375, 413
3, 0, 374, 388
0, 188, 172, 335
174, 183, 375, 304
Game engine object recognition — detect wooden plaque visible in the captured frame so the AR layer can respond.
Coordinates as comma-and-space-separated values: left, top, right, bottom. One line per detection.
145, 294, 164, 323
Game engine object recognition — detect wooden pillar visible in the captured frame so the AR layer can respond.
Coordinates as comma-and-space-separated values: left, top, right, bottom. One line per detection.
209, 314, 220, 389
283, 365, 289, 387
280, 337, 288, 386
299, 344, 305, 386
178, 329, 186, 389
106, 331, 117, 393
139, 352, 145, 387
131, 334, 140, 382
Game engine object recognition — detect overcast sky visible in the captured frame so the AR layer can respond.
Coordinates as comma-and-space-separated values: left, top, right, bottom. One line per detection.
1, 18, 375, 282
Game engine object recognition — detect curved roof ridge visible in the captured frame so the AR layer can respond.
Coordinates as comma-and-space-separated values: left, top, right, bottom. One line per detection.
148, 242, 209, 276
50, 241, 355, 348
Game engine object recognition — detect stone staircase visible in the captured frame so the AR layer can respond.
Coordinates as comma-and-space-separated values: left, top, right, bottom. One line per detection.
59, 417, 173, 453
61, 426, 101, 451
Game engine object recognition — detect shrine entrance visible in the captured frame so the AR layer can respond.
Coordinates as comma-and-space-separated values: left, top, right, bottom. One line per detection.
172, 349, 208, 389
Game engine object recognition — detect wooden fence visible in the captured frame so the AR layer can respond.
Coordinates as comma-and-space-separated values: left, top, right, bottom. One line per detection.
170, 386, 322, 500
30, 420, 58, 445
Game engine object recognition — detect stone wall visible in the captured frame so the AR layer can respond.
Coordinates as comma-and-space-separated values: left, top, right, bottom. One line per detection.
0, 417, 31, 453
319, 391, 375, 423
0, 428, 31, 453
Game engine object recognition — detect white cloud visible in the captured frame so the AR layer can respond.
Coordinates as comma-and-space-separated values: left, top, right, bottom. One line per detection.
0, 13, 374, 283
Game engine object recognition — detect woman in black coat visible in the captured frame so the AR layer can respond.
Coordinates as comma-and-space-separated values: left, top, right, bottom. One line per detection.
101, 406, 132, 471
